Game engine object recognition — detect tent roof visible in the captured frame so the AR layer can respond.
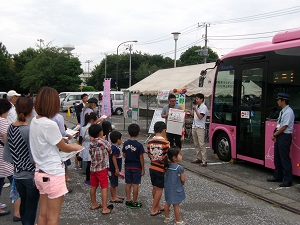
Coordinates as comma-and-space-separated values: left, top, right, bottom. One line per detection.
127, 63, 216, 97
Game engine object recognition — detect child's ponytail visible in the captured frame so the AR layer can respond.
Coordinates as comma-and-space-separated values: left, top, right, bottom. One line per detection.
164, 146, 181, 168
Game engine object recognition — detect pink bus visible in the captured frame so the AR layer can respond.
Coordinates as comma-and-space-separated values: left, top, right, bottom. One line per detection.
209, 28, 300, 176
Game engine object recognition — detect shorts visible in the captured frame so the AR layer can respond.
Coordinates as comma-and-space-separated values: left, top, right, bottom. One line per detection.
109, 173, 119, 187
64, 159, 71, 167
149, 169, 164, 188
125, 169, 142, 184
90, 169, 109, 189
34, 172, 68, 199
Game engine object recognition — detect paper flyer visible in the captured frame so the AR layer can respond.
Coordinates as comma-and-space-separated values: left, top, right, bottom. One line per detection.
60, 148, 84, 161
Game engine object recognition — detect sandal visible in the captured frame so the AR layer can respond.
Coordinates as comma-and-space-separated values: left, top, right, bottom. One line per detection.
175, 221, 186, 225
164, 217, 173, 223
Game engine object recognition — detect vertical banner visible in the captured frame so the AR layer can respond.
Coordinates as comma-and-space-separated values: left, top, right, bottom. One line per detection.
123, 90, 131, 118
175, 92, 186, 110
102, 79, 111, 117
130, 93, 139, 124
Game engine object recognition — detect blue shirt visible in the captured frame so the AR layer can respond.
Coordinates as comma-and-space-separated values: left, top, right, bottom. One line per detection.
278, 105, 294, 134
109, 144, 122, 173
122, 139, 145, 170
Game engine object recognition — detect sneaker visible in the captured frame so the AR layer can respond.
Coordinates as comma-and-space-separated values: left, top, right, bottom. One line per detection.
74, 166, 80, 170
0, 203, 6, 209
125, 200, 133, 208
130, 202, 142, 209
84, 180, 91, 185
3, 183, 10, 188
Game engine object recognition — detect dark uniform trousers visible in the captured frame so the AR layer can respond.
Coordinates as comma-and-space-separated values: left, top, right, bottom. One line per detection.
273, 133, 293, 183
166, 132, 182, 149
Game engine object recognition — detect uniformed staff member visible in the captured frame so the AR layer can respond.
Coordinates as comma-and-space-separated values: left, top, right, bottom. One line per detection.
267, 93, 294, 187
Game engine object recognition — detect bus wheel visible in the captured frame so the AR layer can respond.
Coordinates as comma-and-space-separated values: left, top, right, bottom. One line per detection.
216, 133, 231, 162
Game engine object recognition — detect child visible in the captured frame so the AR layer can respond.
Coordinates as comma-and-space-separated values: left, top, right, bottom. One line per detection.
163, 147, 186, 225
122, 124, 145, 209
80, 112, 97, 185
102, 120, 113, 144
147, 121, 169, 216
88, 124, 113, 214
72, 102, 77, 118
109, 130, 124, 203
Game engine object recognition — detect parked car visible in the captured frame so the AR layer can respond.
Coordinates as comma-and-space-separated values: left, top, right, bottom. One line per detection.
60, 92, 95, 111
0, 92, 7, 98
89, 91, 124, 115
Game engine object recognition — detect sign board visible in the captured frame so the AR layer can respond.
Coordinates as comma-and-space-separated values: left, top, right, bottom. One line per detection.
157, 90, 170, 100
130, 93, 139, 124
241, 111, 250, 119
166, 108, 185, 135
148, 109, 165, 134
175, 93, 185, 110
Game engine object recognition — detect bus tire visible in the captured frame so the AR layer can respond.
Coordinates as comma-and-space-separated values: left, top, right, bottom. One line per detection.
216, 133, 231, 162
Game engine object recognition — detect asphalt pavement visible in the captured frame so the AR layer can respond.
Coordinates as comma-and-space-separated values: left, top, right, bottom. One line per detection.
1, 113, 300, 225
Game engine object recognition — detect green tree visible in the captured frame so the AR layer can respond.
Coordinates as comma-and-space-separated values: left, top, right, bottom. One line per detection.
135, 62, 159, 81
20, 47, 83, 93
0, 42, 15, 91
81, 86, 95, 91
179, 46, 219, 66
12, 48, 38, 93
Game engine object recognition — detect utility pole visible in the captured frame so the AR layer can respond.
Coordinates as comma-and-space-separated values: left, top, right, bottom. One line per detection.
127, 44, 133, 87
195, 23, 209, 63
104, 54, 107, 78
85, 60, 93, 76
203, 23, 209, 63
101, 53, 108, 78
37, 39, 44, 48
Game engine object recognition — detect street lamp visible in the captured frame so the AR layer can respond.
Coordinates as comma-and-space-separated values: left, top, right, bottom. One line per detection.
116, 40, 137, 91
171, 32, 180, 68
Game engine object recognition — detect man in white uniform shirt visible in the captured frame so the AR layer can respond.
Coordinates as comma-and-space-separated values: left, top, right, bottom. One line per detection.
186, 93, 208, 167
6, 90, 21, 124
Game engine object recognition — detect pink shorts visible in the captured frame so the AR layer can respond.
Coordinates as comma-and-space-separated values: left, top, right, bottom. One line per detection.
90, 169, 109, 189
34, 172, 68, 199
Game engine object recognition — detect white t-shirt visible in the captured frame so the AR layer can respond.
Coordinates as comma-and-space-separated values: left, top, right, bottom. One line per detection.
7, 103, 17, 124
192, 103, 208, 129
30, 116, 64, 176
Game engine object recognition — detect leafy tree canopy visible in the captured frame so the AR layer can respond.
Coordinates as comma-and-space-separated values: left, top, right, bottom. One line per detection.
179, 46, 219, 66
20, 47, 83, 93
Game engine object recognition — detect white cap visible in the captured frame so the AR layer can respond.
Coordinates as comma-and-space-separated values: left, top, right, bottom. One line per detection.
7, 90, 21, 97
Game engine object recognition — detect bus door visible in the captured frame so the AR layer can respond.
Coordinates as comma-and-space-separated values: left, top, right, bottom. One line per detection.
236, 63, 267, 161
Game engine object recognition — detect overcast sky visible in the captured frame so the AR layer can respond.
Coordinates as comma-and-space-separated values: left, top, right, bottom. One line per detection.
1, 0, 300, 72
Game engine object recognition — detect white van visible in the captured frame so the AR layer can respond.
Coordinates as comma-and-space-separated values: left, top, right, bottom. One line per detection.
60, 92, 95, 111
89, 91, 124, 115
0, 92, 7, 98
59, 92, 75, 104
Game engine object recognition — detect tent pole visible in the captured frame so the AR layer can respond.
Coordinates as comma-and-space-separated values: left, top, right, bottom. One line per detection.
146, 95, 149, 131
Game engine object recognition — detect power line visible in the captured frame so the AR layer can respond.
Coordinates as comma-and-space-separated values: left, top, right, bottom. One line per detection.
210, 35, 274, 41
211, 6, 300, 24
209, 27, 300, 38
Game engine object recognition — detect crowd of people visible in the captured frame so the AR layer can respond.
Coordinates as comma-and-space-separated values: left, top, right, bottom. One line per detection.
0, 88, 187, 225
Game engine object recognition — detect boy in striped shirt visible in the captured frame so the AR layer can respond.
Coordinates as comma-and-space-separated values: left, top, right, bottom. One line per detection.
147, 121, 169, 216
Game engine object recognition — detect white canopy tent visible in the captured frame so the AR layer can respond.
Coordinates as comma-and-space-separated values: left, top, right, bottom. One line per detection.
127, 63, 216, 97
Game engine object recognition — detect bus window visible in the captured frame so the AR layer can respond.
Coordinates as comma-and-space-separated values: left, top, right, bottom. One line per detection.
212, 70, 235, 125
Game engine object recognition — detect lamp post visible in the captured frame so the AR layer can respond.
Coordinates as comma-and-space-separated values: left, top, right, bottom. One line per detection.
126, 44, 133, 87
116, 40, 137, 91
171, 32, 180, 68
